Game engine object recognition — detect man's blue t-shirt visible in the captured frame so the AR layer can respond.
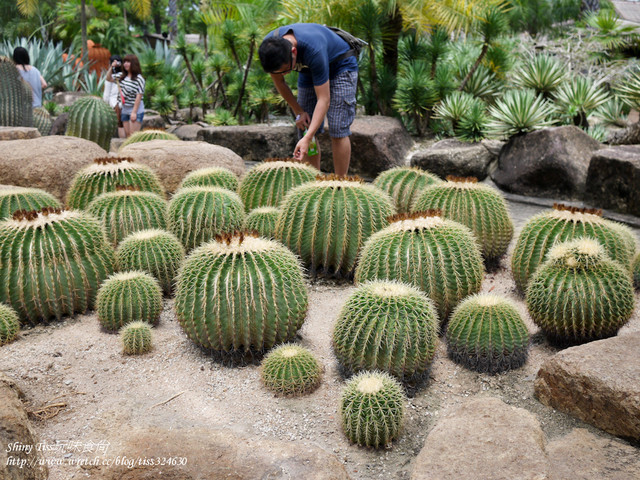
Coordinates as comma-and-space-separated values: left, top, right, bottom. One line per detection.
265, 23, 358, 89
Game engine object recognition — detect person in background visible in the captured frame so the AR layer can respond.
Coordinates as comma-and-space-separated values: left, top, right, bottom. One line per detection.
103, 54, 125, 138
12, 46, 47, 108
107, 53, 145, 137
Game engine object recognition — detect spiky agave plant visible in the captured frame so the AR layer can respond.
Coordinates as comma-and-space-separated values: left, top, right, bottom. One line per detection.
553, 76, 609, 128
120, 129, 179, 148
355, 211, 484, 321
333, 281, 439, 380
433, 91, 479, 133
243, 207, 280, 239
616, 68, 640, 111
511, 54, 567, 98
175, 232, 308, 352
526, 238, 635, 346
0, 208, 115, 324
178, 166, 239, 192
487, 88, 555, 138
457, 100, 489, 142
121, 321, 153, 355
66, 157, 165, 210
511, 204, 635, 292
65, 96, 118, 151
446, 294, 530, 374
340, 371, 406, 448
238, 158, 319, 211
372, 167, 441, 214
0, 185, 60, 220
593, 97, 629, 128
0, 303, 20, 346
276, 175, 396, 278
260, 343, 322, 396
413, 177, 513, 262
392, 61, 438, 136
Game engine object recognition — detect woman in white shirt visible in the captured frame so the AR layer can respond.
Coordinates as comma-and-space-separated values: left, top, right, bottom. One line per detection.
103, 54, 125, 138
107, 53, 145, 137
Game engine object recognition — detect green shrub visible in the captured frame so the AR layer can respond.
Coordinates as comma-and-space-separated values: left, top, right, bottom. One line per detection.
261, 344, 322, 396
178, 167, 239, 192
372, 167, 441, 214
0, 186, 60, 220
0, 303, 20, 346
121, 321, 153, 355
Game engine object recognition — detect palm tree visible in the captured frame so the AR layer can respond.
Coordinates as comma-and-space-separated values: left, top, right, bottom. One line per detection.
581, 0, 600, 15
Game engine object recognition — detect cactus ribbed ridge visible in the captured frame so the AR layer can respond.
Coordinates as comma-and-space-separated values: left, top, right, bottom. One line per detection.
243, 207, 280, 239
261, 343, 322, 396
33, 107, 52, 136
178, 167, 239, 192
0, 303, 20, 346
120, 129, 179, 148
121, 321, 153, 355
0, 186, 61, 220
634, 252, 640, 289
65, 96, 118, 151
0, 56, 32, 127
373, 167, 441, 213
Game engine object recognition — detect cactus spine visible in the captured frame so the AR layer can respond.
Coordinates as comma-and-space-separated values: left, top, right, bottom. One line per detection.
413, 177, 513, 262
65, 96, 117, 151
0, 56, 32, 127
175, 232, 308, 352
243, 207, 280, 239
120, 129, 179, 148
33, 107, 52, 135
66, 157, 165, 210
0, 186, 61, 220
446, 294, 530, 374
340, 371, 406, 448
261, 344, 322, 396
121, 321, 153, 355
333, 281, 439, 380
373, 167, 441, 213
276, 176, 396, 278
0, 208, 115, 324
526, 238, 635, 345
0, 303, 20, 346
178, 167, 239, 192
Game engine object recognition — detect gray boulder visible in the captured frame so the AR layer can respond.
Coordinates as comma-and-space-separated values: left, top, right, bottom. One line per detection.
198, 123, 297, 161
0, 127, 40, 141
53, 91, 88, 107
141, 114, 166, 130
169, 124, 206, 142
410, 138, 494, 180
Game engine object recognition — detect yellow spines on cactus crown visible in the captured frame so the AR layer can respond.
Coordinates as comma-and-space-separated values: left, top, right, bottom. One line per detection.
546, 238, 607, 268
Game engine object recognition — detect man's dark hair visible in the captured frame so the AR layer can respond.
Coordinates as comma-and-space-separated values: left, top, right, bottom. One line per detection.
12, 46, 30, 66
258, 36, 292, 73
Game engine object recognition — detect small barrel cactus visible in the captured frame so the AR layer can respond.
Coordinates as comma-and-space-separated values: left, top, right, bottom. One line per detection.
276, 175, 396, 278
373, 166, 441, 213
175, 232, 308, 352
340, 371, 406, 448
512, 204, 635, 292
634, 252, 640, 289
66, 157, 165, 210
121, 321, 153, 355
0, 56, 32, 127
243, 207, 280, 239
33, 107, 52, 136
120, 129, 179, 148
261, 343, 322, 396
413, 176, 514, 262
526, 238, 635, 346
168, 186, 245, 251
116, 229, 185, 295
0, 185, 60, 220
178, 167, 239, 192
97, 271, 163, 332
333, 281, 439, 380
446, 294, 530, 374
355, 211, 484, 321
65, 96, 118, 151
238, 158, 319, 210
0, 208, 115, 324
86, 187, 168, 246
0, 303, 20, 346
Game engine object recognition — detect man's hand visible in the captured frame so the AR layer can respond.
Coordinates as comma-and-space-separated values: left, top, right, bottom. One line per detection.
293, 136, 311, 160
295, 112, 311, 130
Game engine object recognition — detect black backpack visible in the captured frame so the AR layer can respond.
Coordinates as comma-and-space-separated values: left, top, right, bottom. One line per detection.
325, 26, 368, 62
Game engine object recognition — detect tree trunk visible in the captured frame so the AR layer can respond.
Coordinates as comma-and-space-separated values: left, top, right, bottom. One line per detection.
608, 122, 640, 145
368, 43, 385, 115
581, 0, 600, 14
234, 39, 256, 120
169, 0, 178, 40
381, 7, 402, 77
80, 0, 88, 64
458, 42, 488, 92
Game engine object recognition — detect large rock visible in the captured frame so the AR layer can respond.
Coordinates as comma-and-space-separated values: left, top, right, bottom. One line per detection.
410, 138, 494, 180
198, 123, 297, 161
0, 374, 48, 480
410, 397, 548, 480
53, 91, 88, 107
535, 332, 640, 440
141, 114, 166, 130
119, 139, 246, 193
0, 136, 107, 200
169, 124, 205, 142
49, 113, 68, 135
0, 127, 41, 141
491, 126, 601, 199
585, 145, 640, 216
91, 427, 350, 480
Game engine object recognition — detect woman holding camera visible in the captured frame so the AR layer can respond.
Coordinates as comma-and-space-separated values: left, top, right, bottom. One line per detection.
103, 54, 125, 138
107, 53, 145, 137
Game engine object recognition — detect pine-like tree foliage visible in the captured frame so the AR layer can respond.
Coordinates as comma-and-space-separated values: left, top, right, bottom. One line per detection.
86, 189, 168, 246
373, 167, 442, 213
634, 252, 640, 289
526, 239, 635, 346
120, 129, 179, 148
0, 208, 115, 324
243, 207, 280, 239
355, 213, 484, 321
116, 229, 185, 295
0, 186, 60, 220
511, 204, 635, 292
175, 233, 308, 352
97, 271, 163, 331
178, 166, 239, 192
333, 281, 439, 380
0, 303, 20, 346
446, 294, 530, 374
276, 177, 396, 278
238, 159, 319, 211
33, 107, 52, 136
261, 343, 322, 396
121, 321, 153, 355
65, 96, 118, 151
66, 157, 165, 210
0, 56, 32, 127
168, 186, 245, 251
413, 177, 513, 262
340, 371, 406, 448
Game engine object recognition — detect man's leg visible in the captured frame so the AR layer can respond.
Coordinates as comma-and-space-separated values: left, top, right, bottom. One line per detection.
327, 71, 358, 176
331, 136, 350, 176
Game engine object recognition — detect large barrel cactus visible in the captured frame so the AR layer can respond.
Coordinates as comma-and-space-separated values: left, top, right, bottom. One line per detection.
178, 166, 239, 192
261, 343, 322, 396
168, 186, 245, 251
243, 207, 280, 239
120, 129, 179, 148
373, 166, 441, 213
86, 187, 168, 246
0, 56, 32, 127
33, 107, 52, 136
65, 96, 117, 151
0, 208, 115, 324
0, 186, 60, 220
238, 158, 319, 210
333, 281, 439, 380
66, 157, 165, 210
355, 211, 484, 320
276, 175, 396, 278
526, 238, 635, 346
446, 294, 530, 374
512, 204, 635, 292
413, 176, 513, 262
175, 232, 309, 352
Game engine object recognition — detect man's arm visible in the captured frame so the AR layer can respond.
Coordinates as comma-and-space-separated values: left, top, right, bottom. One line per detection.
270, 73, 305, 120
294, 80, 329, 159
